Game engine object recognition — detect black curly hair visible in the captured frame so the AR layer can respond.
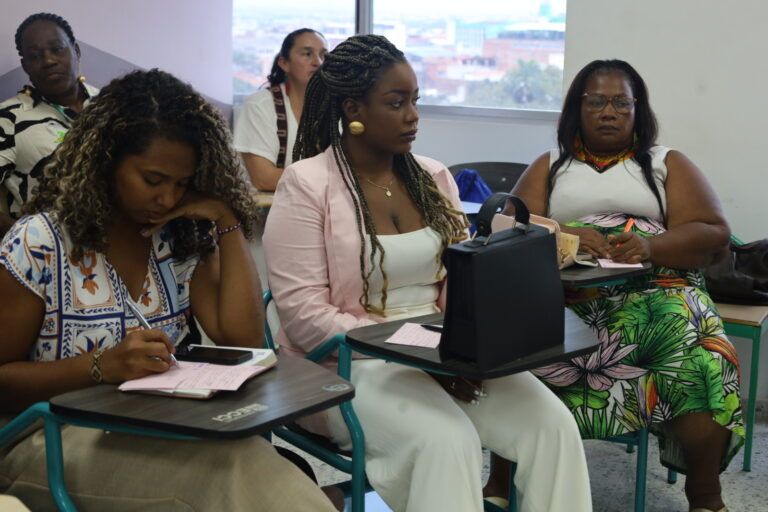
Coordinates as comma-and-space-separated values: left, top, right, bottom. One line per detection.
26, 69, 259, 261
15, 12, 76, 56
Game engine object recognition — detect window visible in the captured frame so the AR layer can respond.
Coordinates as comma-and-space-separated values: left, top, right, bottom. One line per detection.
232, 0, 356, 104
233, 0, 566, 111
373, 0, 566, 110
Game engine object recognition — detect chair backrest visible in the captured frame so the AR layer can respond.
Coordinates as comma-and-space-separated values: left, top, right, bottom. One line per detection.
447, 161, 528, 193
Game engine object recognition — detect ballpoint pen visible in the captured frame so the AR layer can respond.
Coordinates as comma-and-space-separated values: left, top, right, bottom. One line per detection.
420, 324, 443, 333
124, 297, 178, 366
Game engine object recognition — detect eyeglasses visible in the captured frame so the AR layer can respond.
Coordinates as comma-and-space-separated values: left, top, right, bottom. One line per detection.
582, 93, 637, 114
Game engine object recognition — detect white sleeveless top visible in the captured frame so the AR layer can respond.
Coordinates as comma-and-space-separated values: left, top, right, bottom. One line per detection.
366, 227, 443, 320
547, 146, 672, 224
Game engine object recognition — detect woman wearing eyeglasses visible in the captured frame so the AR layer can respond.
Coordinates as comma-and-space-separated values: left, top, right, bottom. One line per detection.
492, 59, 743, 512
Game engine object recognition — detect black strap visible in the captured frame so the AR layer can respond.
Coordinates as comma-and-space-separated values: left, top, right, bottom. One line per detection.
475, 193, 530, 237
269, 84, 289, 169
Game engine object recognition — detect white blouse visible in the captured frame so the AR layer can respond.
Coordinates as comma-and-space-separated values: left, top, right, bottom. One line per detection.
547, 146, 672, 224
366, 227, 444, 319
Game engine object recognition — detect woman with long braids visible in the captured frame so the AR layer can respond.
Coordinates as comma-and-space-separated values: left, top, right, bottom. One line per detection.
501, 59, 743, 512
0, 12, 99, 236
0, 69, 337, 511
233, 28, 328, 191
263, 35, 592, 512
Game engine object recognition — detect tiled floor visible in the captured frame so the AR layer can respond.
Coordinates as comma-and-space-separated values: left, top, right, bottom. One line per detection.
274, 421, 768, 512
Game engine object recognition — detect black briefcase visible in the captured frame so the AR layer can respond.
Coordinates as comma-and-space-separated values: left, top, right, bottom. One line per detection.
439, 193, 565, 370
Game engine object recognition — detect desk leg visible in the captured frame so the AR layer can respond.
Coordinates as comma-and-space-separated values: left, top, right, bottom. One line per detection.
43, 417, 77, 512
634, 428, 648, 512
339, 342, 367, 512
743, 327, 762, 472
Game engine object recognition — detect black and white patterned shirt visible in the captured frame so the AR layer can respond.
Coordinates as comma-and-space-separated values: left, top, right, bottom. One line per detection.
0, 83, 98, 218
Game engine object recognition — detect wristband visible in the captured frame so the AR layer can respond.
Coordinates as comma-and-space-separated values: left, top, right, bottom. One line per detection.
216, 221, 242, 237
90, 348, 106, 383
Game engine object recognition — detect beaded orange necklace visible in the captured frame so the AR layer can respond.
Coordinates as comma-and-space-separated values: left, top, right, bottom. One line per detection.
574, 135, 635, 172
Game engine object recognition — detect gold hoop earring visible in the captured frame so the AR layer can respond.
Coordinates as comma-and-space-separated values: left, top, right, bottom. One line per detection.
348, 121, 365, 136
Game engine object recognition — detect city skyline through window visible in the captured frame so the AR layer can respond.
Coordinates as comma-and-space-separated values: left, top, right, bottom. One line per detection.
233, 0, 566, 110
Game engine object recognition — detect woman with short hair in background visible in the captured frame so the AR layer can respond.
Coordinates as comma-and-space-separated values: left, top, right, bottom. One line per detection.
0, 12, 98, 236
233, 28, 328, 191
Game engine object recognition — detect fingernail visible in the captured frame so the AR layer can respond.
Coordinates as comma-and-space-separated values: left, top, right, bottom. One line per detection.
471, 399, 480, 406
473, 388, 481, 397
480, 390, 488, 397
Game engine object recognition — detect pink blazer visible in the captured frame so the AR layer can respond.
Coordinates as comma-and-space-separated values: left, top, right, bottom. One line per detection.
263, 147, 462, 357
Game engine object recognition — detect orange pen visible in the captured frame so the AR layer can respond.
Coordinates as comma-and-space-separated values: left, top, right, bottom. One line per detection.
614, 217, 635, 250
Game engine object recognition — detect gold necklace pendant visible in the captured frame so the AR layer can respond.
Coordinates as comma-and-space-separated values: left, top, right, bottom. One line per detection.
362, 175, 395, 198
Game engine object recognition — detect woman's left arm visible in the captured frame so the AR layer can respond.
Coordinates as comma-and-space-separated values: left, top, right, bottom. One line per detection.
147, 196, 264, 347
189, 210, 264, 347
612, 151, 730, 268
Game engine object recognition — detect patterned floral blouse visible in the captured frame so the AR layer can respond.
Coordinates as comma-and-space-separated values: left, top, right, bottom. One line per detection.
0, 213, 199, 361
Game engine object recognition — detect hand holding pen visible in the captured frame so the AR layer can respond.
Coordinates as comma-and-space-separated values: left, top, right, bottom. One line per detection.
124, 297, 178, 367
607, 217, 651, 263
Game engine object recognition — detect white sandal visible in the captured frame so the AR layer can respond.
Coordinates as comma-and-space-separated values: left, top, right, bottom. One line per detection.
484, 496, 510, 510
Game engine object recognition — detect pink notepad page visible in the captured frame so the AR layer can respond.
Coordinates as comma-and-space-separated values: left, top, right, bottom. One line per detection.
119, 362, 266, 392
385, 323, 441, 349
597, 258, 643, 269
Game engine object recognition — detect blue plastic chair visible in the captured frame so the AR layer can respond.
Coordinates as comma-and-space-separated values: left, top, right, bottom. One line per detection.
263, 290, 370, 512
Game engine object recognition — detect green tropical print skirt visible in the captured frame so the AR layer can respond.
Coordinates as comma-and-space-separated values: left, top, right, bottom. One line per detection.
533, 213, 744, 471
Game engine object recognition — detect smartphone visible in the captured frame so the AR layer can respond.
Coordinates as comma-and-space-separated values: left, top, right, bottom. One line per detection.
175, 345, 253, 365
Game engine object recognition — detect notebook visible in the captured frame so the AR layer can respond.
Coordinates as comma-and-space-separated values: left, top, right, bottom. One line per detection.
118, 347, 277, 399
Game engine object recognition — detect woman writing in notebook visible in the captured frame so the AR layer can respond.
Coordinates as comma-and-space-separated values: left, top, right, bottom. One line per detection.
233, 28, 328, 191
497, 59, 743, 512
0, 69, 337, 511
263, 34, 592, 512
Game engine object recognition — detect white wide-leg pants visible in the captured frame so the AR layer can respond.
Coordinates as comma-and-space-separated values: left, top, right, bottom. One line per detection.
325, 359, 592, 512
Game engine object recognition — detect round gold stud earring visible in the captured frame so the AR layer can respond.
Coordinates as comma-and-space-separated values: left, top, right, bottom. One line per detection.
77, 75, 86, 83
348, 121, 365, 136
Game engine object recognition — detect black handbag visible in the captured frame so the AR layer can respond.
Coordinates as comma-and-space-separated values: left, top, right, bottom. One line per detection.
702, 239, 768, 305
439, 193, 565, 370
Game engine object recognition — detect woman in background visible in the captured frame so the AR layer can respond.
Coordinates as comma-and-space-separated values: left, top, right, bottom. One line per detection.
0, 69, 336, 512
233, 28, 328, 191
0, 12, 98, 235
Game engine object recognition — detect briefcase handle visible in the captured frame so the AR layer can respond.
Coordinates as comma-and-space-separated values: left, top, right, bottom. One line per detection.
475, 193, 530, 238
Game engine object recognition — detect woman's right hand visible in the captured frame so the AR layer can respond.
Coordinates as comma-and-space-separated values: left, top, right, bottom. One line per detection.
563, 226, 611, 258
99, 329, 175, 383
428, 373, 485, 404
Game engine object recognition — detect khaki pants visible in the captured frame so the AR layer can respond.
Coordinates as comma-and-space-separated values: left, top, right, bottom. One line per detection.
0, 423, 336, 512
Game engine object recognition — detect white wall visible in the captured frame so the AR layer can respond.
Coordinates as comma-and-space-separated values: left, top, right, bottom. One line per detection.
0, 1, 233, 103
412, 109, 557, 166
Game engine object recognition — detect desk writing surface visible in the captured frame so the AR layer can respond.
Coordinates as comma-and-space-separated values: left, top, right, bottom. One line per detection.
346, 309, 598, 379
49, 356, 353, 440
560, 261, 652, 287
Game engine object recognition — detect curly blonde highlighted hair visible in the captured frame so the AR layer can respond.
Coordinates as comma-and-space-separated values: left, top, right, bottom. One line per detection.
25, 69, 259, 261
